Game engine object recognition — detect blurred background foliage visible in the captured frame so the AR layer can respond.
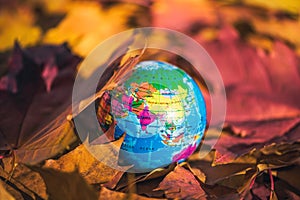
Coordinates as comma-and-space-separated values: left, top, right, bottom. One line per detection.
0, 0, 299, 56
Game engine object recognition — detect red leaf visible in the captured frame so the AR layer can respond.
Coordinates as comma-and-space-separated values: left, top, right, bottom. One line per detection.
199, 27, 300, 159
202, 27, 300, 121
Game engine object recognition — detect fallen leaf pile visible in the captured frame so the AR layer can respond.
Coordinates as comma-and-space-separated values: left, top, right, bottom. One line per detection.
0, 0, 299, 199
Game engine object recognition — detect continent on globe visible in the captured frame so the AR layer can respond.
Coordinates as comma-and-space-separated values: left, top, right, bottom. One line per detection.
97, 60, 206, 172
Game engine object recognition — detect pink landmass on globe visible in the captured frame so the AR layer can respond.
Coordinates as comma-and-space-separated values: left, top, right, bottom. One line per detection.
111, 98, 126, 117
122, 94, 134, 111
138, 106, 156, 131
172, 143, 197, 162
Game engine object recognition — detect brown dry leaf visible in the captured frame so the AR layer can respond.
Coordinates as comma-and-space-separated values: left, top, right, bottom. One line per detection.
102, 163, 176, 199
154, 165, 206, 199
99, 187, 165, 200
189, 159, 256, 186
276, 165, 300, 191
0, 8, 41, 51
213, 142, 300, 168
199, 142, 300, 198
44, 134, 129, 184
260, 142, 300, 156
0, 160, 47, 199
0, 181, 15, 200
258, 146, 300, 169
273, 175, 300, 199
213, 118, 300, 161
31, 166, 98, 200
43, 1, 149, 56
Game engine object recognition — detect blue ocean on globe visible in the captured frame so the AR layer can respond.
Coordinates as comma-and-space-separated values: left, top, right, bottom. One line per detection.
97, 60, 206, 172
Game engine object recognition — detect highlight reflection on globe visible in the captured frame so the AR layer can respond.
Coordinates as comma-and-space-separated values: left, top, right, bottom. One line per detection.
97, 61, 206, 172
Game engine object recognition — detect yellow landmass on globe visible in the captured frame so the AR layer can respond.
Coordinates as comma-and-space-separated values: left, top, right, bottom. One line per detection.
145, 86, 188, 122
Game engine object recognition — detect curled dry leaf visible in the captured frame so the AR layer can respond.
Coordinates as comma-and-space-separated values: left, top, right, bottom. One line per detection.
109, 163, 176, 198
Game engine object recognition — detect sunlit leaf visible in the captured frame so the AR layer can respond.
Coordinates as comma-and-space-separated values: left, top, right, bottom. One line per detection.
44, 134, 129, 184
31, 166, 98, 200
243, 0, 300, 14
43, 1, 149, 56
253, 18, 300, 50
0, 181, 15, 200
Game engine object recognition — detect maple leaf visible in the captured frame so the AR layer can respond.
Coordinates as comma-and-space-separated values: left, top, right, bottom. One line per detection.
0, 42, 81, 164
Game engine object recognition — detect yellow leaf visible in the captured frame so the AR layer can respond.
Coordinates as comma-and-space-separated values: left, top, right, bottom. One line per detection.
270, 190, 278, 200
0, 182, 15, 200
31, 0, 73, 13
44, 134, 130, 184
253, 18, 300, 48
0, 9, 41, 51
43, 2, 143, 56
247, 35, 274, 52
244, 0, 300, 14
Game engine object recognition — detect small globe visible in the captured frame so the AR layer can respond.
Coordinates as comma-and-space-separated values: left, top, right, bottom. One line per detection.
97, 61, 206, 172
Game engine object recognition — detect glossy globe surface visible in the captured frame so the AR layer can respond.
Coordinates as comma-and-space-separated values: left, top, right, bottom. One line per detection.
97, 61, 206, 172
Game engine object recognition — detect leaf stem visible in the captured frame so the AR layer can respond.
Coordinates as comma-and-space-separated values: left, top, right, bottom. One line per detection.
268, 168, 274, 191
